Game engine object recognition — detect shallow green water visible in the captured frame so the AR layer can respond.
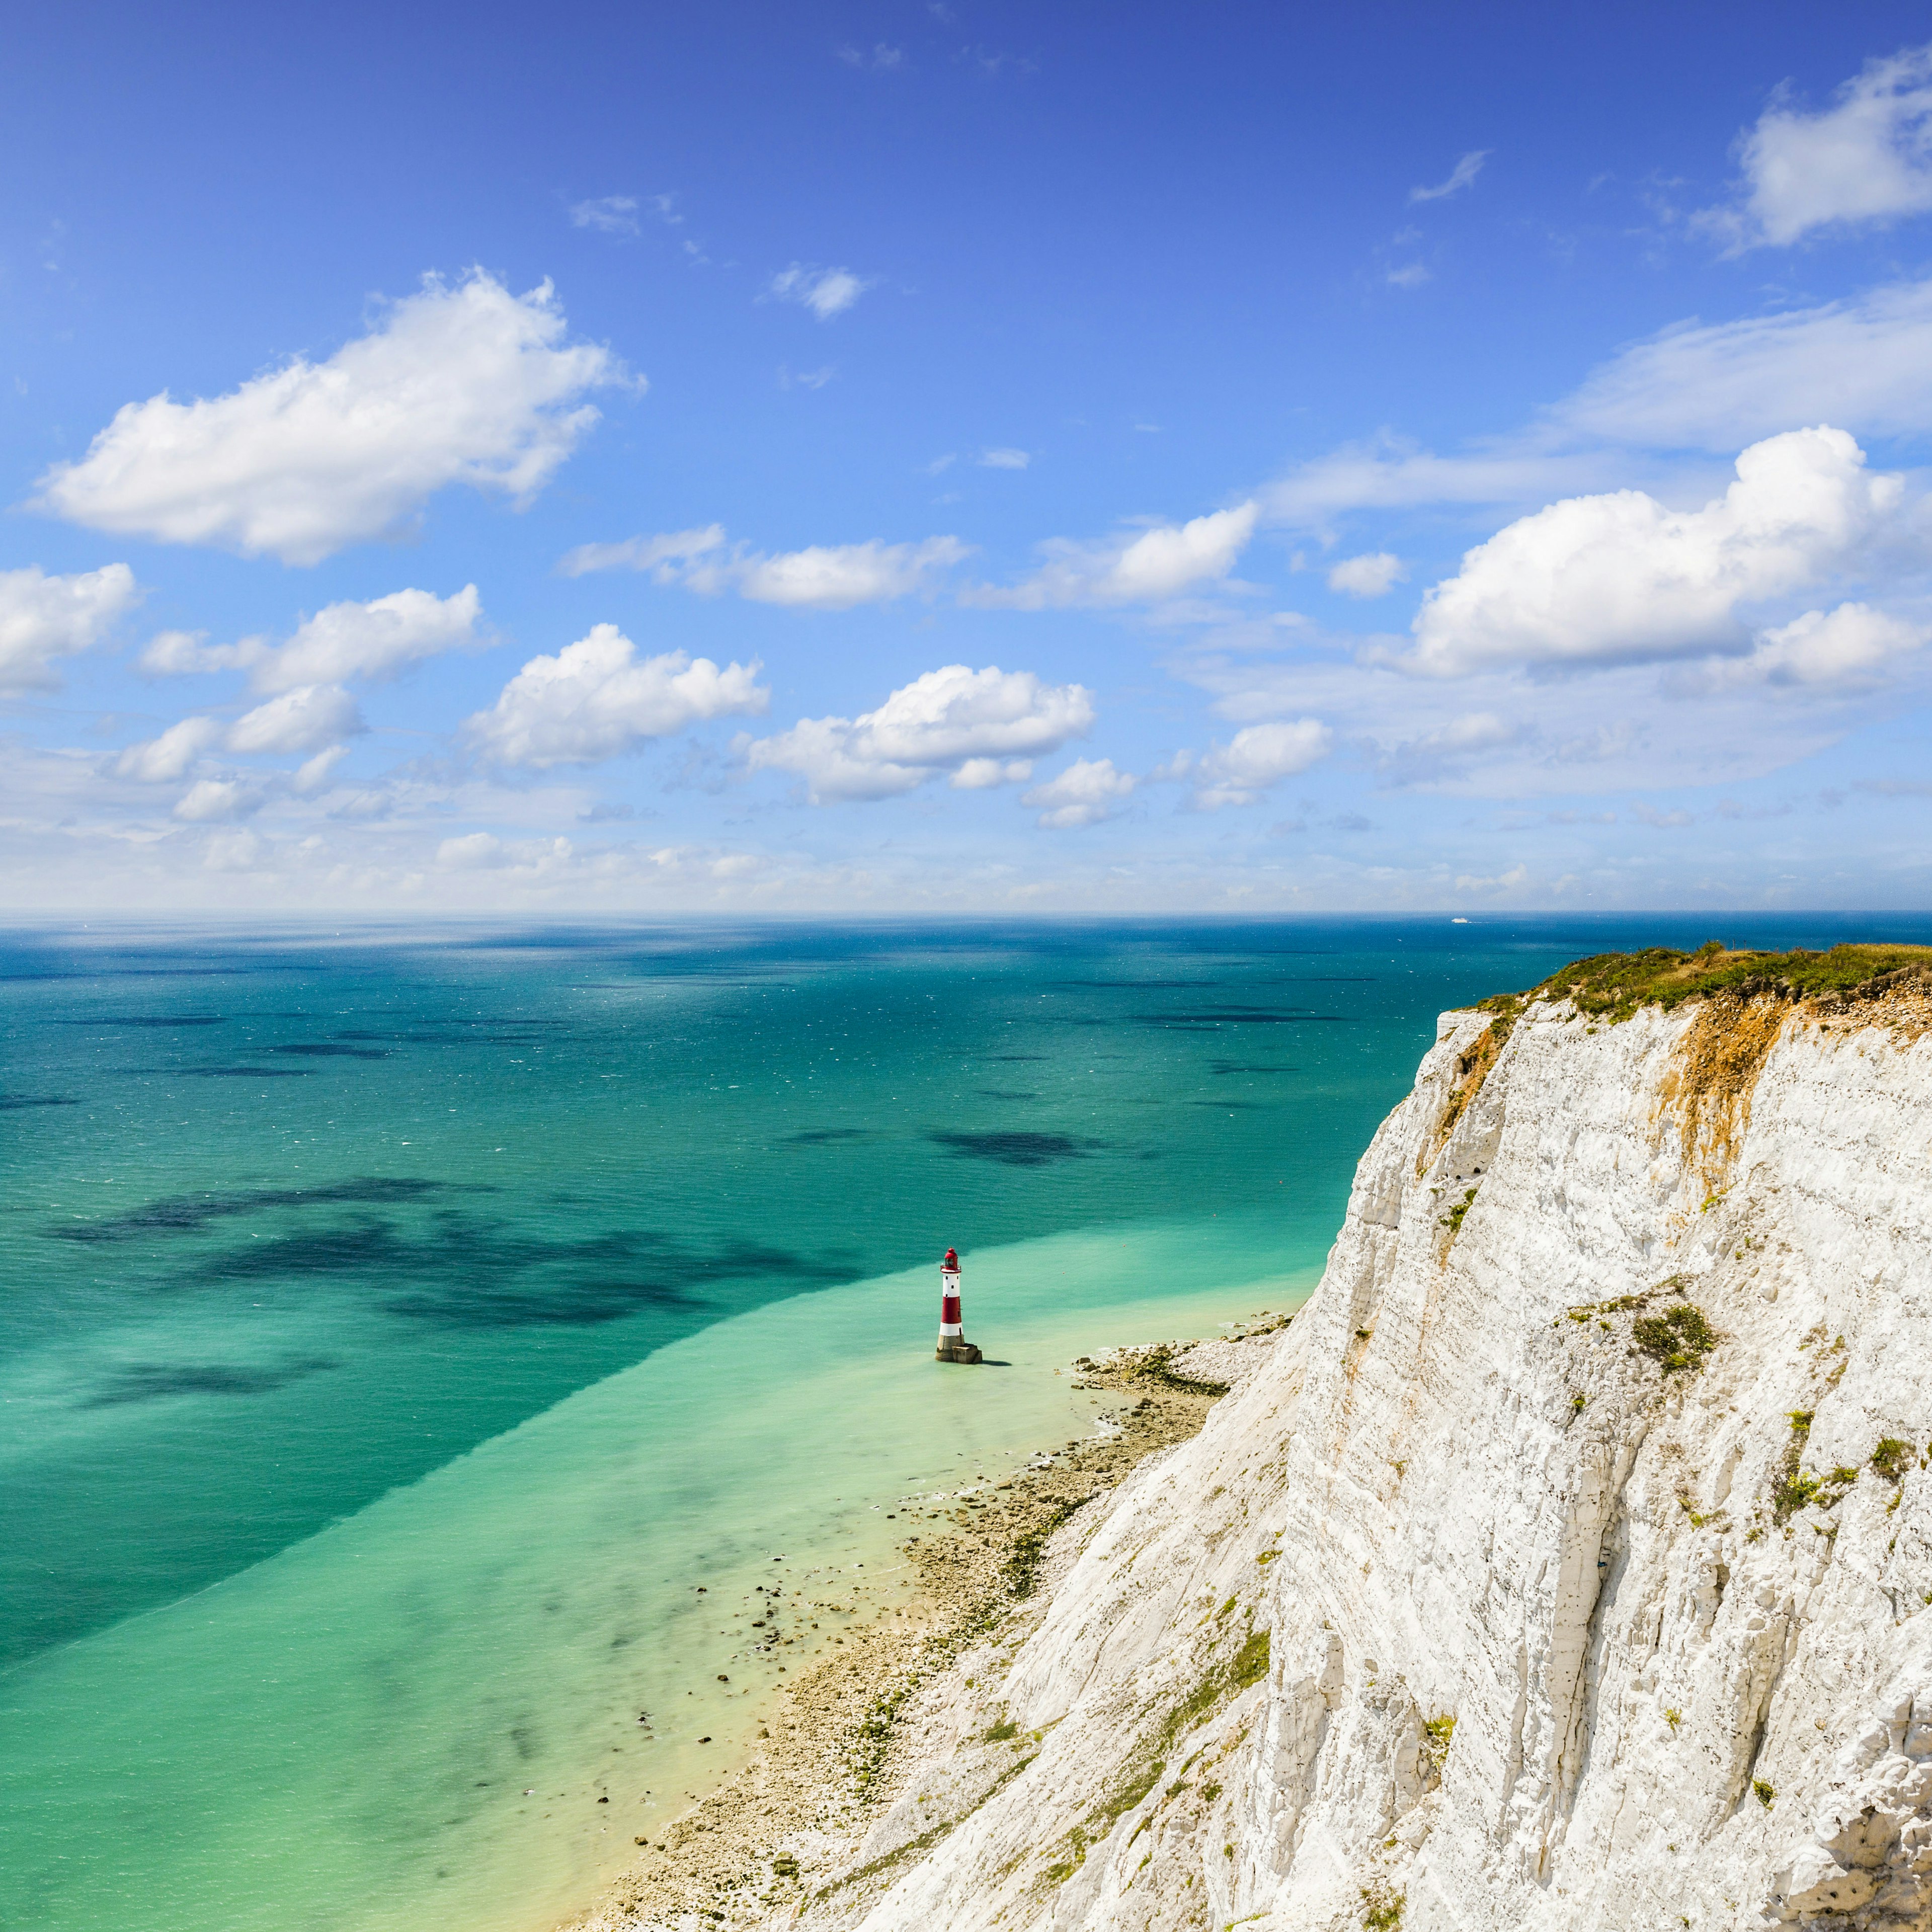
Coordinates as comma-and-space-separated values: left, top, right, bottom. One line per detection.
3, 916, 1916, 1931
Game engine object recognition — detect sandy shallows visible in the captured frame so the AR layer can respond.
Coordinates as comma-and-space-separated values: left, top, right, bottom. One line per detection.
573, 1320, 1287, 1931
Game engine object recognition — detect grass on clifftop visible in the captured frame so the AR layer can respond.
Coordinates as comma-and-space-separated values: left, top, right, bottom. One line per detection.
1510, 941, 1932, 1022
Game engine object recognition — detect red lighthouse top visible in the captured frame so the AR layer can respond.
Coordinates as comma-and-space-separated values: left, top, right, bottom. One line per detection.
942, 1247, 958, 1270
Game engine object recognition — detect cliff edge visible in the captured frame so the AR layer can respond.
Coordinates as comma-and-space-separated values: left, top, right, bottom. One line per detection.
770, 945, 1932, 1932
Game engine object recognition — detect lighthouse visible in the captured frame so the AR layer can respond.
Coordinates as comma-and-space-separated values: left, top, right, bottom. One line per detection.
935, 1247, 983, 1364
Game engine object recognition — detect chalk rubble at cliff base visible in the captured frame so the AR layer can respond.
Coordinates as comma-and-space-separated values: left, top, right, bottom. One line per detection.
666, 970, 1932, 1932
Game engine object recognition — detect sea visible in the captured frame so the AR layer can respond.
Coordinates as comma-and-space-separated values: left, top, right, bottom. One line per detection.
4, 913, 1921, 1932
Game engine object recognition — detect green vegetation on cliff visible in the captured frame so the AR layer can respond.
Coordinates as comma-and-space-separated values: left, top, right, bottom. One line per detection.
1515, 942, 1932, 1022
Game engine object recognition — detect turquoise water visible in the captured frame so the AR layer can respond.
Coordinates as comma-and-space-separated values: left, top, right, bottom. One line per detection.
4, 916, 1922, 1932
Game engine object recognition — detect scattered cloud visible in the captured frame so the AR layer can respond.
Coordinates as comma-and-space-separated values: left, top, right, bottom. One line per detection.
33, 272, 628, 564
174, 778, 264, 823
559, 526, 968, 609
0, 562, 139, 691
969, 502, 1258, 609
557, 527, 726, 580
729, 538, 968, 609
1021, 757, 1137, 828
1410, 149, 1490, 203
1453, 863, 1528, 895
1167, 719, 1333, 808
1265, 273, 1932, 531
437, 832, 503, 868
980, 447, 1030, 469
1404, 427, 1901, 677
293, 745, 350, 793
226, 684, 364, 756
837, 42, 904, 70
768, 264, 871, 320
1327, 552, 1407, 598
569, 195, 640, 236
1264, 443, 1619, 529
115, 716, 222, 783
464, 625, 767, 769
1677, 600, 1928, 692
1549, 275, 1932, 451
142, 585, 485, 692
746, 664, 1094, 801
1699, 45, 1932, 251
1386, 263, 1430, 289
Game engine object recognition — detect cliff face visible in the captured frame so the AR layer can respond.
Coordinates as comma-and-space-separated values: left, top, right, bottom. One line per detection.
821, 984, 1932, 1930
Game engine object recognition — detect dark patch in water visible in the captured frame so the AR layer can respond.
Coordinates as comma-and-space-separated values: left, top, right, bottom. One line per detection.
190, 1212, 855, 1329
782, 1128, 871, 1145
1209, 1061, 1297, 1075
62, 1014, 227, 1027
1187, 1098, 1270, 1109
974, 1089, 1037, 1100
4, 968, 248, 981
980, 1053, 1050, 1062
929, 1130, 1097, 1167
176, 1066, 317, 1078
1133, 1007, 1354, 1029
1054, 979, 1220, 988
77, 1355, 339, 1408
273, 1043, 390, 1059
55, 1176, 470, 1243
0, 1094, 78, 1110
331, 1030, 546, 1045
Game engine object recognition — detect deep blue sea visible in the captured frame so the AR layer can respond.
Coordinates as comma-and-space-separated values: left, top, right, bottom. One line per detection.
4, 915, 1921, 1932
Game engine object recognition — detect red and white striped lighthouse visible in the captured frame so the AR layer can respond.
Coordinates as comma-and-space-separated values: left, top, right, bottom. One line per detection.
935, 1246, 982, 1364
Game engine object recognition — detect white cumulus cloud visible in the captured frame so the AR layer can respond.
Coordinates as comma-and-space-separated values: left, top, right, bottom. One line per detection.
437, 832, 503, 868
226, 684, 364, 756
35, 272, 628, 564
1021, 757, 1137, 828
1406, 427, 1901, 677
144, 585, 486, 692
1686, 601, 1929, 691
115, 715, 223, 783
464, 624, 767, 769
174, 778, 264, 823
1701, 45, 1932, 250
559, 526, 967, 609
768, 264, 870, 320
980, 447, 1030, 469
1168, 720, 1334, 808
254, 586, 483, 691
729, 538, 969, 609
747, 664, 1095, 802
1328, 551, 1407, 597
0, 562, 139, 691
972, 502, 1258, 609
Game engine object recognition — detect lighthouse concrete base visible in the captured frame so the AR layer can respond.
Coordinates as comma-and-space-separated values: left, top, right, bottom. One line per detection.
935, 1338, 983, 1364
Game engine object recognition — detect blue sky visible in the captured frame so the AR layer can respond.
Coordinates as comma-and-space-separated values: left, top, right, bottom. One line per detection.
8, 1, 1932, 912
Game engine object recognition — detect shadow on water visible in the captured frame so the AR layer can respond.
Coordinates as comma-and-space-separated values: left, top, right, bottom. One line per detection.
175, 1066, 316, 1078
928, 1130, 1101, 1167
114, 1210, 864, 1332
54, 1176, 477, 1243
60, 1014, 227, 1026
78, 1357, 341, 1409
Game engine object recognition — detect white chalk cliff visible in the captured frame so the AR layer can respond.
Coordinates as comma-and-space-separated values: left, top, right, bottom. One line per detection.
801, 974, 1932, 1930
